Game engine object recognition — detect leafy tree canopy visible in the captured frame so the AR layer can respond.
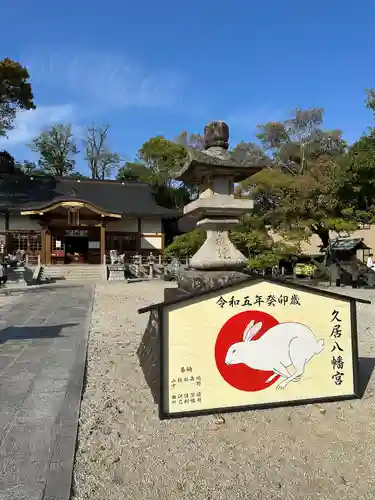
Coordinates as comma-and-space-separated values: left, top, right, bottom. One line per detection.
116, 133, 203, 209
0, 58, 36, 137
28, 124, 79, 177
14, 160, 40, 175
236, 108, 353, 248
137, 135, 188, 187
69, 171, 90, 179
335, 89, 375, 221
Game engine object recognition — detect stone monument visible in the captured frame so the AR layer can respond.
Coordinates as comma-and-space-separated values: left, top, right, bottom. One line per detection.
169, 120, 270, 297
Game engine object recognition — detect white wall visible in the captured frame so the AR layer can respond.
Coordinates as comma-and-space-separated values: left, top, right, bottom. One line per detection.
9, 216, 42, 231
0, 214, 5, 232
140, 235, 163, 250
107, 217, 163, 234
141, 218, 162, 234
106, 217, 138, 232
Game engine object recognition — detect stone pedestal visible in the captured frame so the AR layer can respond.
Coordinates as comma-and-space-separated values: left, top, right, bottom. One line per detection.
189, 228, 247, 270
7, 265, 28, 286
164, 268, 250, 302
107, 265, 125, 281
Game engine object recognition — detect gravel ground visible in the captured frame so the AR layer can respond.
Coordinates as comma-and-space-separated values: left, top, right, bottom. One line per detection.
72, 281, 375, 500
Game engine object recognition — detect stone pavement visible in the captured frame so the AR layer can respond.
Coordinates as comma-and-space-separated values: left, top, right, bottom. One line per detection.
0, 283, 94, 500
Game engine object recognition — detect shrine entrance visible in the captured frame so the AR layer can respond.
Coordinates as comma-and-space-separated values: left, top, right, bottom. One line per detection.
20, 199, 122, 265
64, 231, 89, 264
51, 227, 101, 264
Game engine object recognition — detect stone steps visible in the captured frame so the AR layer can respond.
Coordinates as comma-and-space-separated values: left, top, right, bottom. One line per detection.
41, 265, 104, 281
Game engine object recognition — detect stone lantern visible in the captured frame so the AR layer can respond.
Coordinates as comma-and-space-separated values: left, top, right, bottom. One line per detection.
171, 120, 271, 295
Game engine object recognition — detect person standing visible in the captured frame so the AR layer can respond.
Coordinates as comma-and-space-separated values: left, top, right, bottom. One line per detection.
367, 253, 375, 270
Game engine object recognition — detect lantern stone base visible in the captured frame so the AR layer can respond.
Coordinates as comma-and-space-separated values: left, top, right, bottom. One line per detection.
164, 268, 250, 302
189, 229, 247, 271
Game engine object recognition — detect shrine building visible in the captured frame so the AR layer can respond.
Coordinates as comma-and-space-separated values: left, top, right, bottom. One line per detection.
0, 153, 179, 265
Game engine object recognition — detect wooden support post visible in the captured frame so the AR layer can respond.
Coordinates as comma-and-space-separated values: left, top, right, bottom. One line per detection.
45, 231, 52, 264
100, 223, 106, 264
41, 229, 46, 264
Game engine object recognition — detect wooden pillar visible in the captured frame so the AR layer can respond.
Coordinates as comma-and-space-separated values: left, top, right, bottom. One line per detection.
40, 229, 46, 264
45, 231, 52, 264
100, 223, 106, 264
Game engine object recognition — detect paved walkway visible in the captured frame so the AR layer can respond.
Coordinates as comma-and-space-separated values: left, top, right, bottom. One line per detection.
0, 283, 94, 500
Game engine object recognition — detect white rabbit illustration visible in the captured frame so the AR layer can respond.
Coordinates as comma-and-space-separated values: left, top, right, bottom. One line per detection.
225, 319, 325, 390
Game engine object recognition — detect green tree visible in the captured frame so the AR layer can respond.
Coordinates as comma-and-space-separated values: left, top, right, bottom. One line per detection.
117, 137, 186, 186
28, 124, 79, 176
116, 160, 148, 182
164, 229, 206, 258
238, 108, 351, 248
365, 87, 375, 115
117, 135, 197, 209
15, 160, 40, 175
139, 136, 199, 208
335, 89, 375, 222
69, 171, 90, 180
118, 130, 204, 185
256, 108, 346, 174
0, 58, 36, 137
230, 214, 300, 266
138, 136, 187, 187
14, 160, 88, 179
84, 124, 120, 179
248, 157, 356, 248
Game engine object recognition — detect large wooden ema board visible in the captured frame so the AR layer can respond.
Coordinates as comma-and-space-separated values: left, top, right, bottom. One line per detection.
138, 278, 369, 420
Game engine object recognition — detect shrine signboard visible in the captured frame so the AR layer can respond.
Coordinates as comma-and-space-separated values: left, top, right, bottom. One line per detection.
138, 278, 368, 419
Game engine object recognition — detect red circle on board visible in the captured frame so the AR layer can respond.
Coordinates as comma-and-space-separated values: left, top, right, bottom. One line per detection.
214, 310, 280, 392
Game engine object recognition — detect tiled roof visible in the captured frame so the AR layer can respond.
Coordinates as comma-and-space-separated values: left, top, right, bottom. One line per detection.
0, 173, 180, 218
328, 238, 369, 251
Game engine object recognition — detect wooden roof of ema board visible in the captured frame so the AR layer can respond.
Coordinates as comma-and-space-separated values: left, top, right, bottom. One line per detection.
138, 276, 371, 314
328, 238, 369, 252
0, 172, 180, 218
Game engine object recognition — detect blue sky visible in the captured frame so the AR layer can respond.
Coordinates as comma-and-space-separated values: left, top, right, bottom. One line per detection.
1, 0, 375, 176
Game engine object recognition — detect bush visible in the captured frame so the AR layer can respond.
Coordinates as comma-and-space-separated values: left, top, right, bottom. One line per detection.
164, 229, 205, 258
164, 222, 301, 269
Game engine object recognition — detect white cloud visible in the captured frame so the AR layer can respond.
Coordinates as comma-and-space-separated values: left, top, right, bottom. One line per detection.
0, 104, 76, 147
23, 48, 185, 110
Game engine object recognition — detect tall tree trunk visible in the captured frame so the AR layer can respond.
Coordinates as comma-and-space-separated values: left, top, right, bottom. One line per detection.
311, 223, 330, 249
